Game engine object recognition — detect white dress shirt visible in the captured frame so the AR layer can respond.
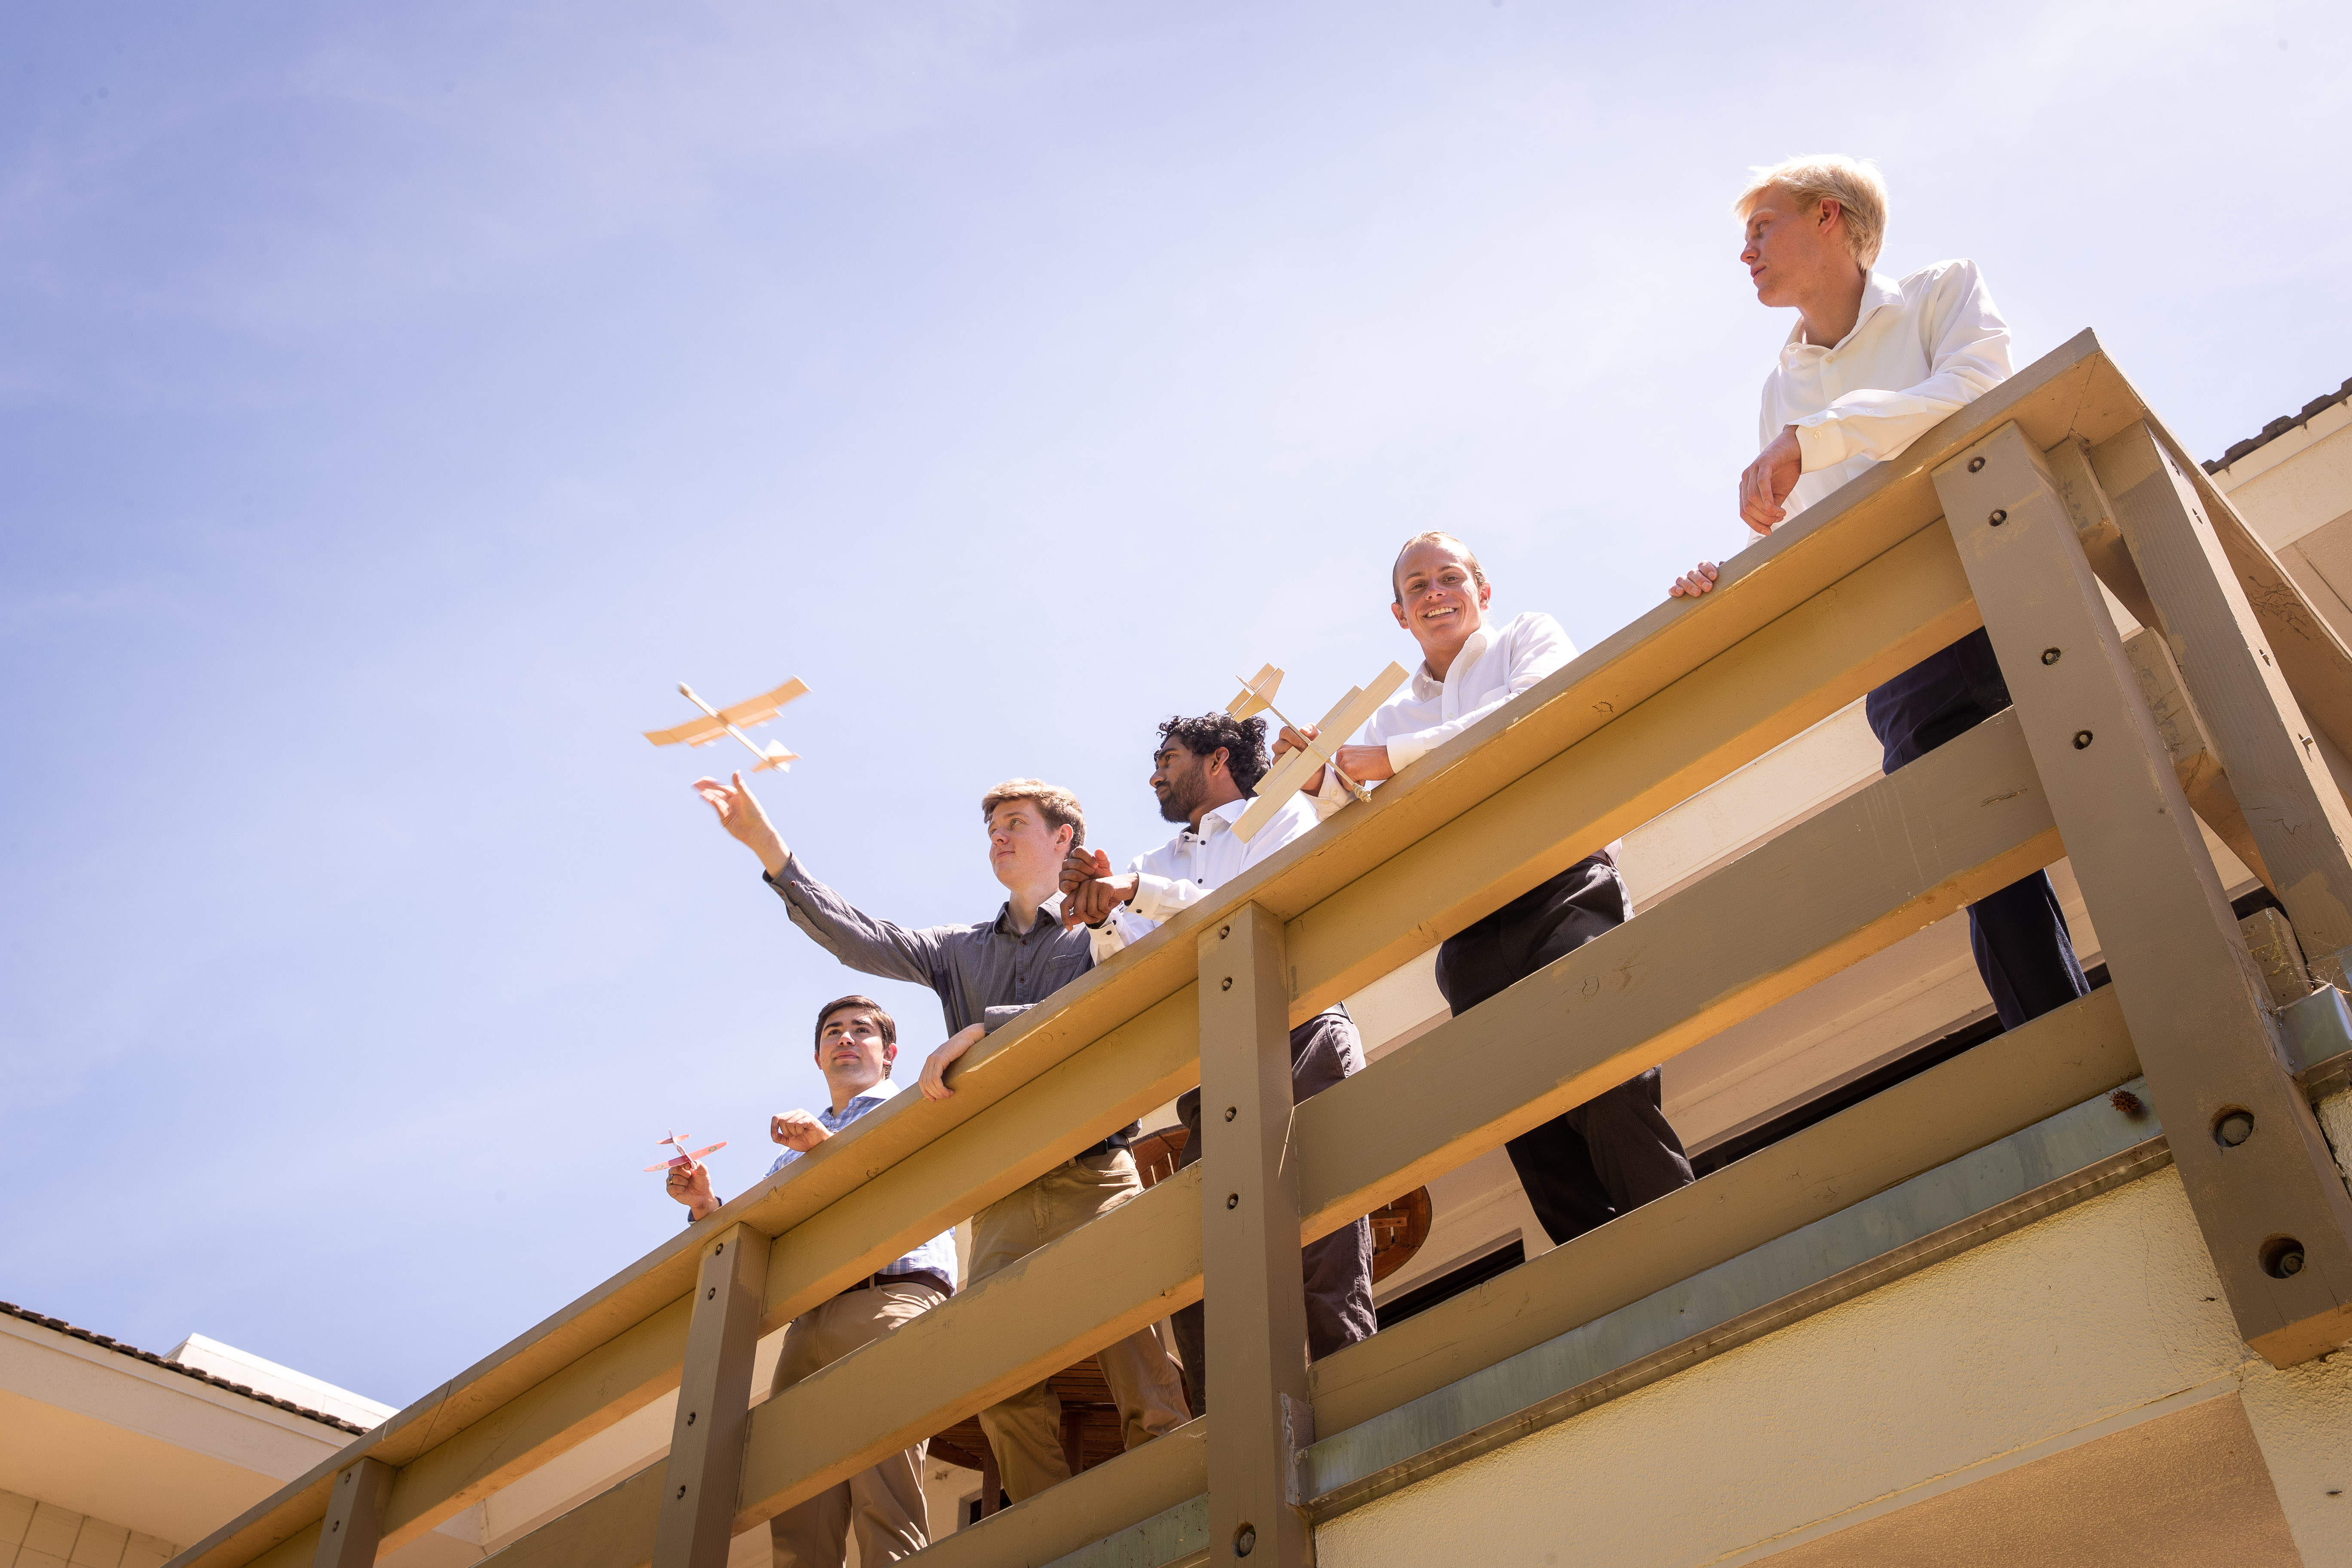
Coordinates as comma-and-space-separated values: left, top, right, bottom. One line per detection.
1750, 259, 2011, 545
1313, 610, 1575, 808
1089, 792, 1322, 962
1311, 609, 1625, 886
766, 1076, 959, 1288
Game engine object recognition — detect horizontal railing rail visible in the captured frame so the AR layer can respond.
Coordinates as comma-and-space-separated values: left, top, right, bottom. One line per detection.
169, 331, 2352, 1568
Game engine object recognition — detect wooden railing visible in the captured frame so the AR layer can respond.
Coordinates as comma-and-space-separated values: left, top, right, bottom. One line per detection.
172, 332, 2352, 1568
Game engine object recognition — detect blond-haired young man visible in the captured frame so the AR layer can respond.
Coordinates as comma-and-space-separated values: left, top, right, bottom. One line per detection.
1671, 155, 2089, 1032
692, 773, 1189, 1501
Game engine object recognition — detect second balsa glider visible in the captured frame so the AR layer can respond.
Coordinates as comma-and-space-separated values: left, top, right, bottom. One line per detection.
1227, 661, 1409, 841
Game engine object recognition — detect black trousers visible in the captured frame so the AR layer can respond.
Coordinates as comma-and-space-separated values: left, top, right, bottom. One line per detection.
1433, 855, 1695, 1248
1170, 1007, 1377, 1416
1866, 630, 2090, 1030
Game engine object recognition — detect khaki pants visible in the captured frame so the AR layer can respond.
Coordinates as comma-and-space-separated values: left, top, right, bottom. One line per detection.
769, 1280, 944, 1567
970, 1151, 1190, 1500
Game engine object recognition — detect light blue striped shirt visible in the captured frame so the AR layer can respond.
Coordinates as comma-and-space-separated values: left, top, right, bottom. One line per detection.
767, 1076, 958, 1290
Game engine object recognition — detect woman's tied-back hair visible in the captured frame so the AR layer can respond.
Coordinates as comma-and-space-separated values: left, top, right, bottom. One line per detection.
1734, 155, 1888, 271
1158, 714, 1271, 796
979, 779, 1086, 847
1390, 530, 1488, 606
813, 994, 896, 1053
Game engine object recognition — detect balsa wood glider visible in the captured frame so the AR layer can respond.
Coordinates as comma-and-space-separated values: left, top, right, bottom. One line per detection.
642, 679, 808, 773
645, 1130, 727, 1173
1228, 661, 1409, 841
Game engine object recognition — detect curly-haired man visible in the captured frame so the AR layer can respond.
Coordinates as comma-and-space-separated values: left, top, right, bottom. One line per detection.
1060, 712, 1376, 1415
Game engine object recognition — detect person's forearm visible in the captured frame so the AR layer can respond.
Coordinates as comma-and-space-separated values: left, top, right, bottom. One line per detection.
744, 824, 788, 878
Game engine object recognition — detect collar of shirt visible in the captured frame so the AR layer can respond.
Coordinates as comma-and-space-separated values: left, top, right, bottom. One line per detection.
818, 1074, 901, 1132
1409, 622, 1494, 702
989, 900, 1063, 940
1179, 798, 1248, 845
1780, 270, 1902, 361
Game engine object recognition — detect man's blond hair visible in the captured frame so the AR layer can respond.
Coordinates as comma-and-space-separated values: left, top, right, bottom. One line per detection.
1390, 530, 1488, 606
980, 779, 1085, 846
1734, 154, 1888, 271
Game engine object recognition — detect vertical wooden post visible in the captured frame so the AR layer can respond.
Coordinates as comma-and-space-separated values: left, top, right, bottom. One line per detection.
2089, 420, 2352, 989
652, 1221, 772, 1568
1934, 423, 2352, 1366
1197, 903, 1312, 1567
312, 1455, 393, 1568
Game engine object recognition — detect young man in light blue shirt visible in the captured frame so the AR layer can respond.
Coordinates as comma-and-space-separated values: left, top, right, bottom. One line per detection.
668, 995, 959, 1567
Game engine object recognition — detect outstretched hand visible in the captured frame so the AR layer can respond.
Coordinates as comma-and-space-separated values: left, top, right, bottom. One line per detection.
918, 1023, 989, 1101
665, 1159, 720, 1222
692, 772, 787, 876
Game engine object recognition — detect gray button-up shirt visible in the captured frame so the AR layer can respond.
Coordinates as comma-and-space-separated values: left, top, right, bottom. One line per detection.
765, 851, 1094, 1033
763, 851, 1130, 1150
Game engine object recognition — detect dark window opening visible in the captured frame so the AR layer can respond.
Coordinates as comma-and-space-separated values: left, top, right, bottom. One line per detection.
1375, 1238, 1526, 1331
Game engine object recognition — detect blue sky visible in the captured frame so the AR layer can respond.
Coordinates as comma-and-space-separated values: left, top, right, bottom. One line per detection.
3, 0, 2345, 1407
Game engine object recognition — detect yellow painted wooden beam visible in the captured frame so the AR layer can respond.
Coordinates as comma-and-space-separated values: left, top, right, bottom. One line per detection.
898, 1421, 1208, 1568
733, 1165, 1204, 1532
480, 1456, 665, 1568
379, 1296, 692, 1550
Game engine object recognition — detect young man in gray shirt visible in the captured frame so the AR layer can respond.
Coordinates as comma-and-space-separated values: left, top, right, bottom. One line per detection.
692, 771, 1189, 1501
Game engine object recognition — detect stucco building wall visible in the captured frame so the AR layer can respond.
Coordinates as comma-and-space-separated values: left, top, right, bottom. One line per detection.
1315, 1169, 2351, 1568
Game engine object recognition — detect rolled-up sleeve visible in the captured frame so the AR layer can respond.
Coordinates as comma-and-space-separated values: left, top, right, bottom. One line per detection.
764, 852, 940, 988
1790, 262, 2011, 472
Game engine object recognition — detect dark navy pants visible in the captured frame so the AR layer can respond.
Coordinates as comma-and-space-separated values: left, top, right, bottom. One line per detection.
1867, 629, 2090, 1029
1434, 855, 1695, 1248
1171, 1007, 1375, 1415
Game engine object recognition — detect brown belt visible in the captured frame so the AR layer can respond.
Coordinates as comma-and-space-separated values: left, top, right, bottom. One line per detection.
842, 1268, 952, 1299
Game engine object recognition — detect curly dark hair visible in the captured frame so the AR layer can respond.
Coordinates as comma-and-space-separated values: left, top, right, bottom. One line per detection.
1158, 713, 1271, 796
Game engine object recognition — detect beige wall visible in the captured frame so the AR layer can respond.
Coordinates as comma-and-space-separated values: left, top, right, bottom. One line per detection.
2214, 399, 2352, 649
1314, 1168, 2352, 1568
0, 1489, 174, 1568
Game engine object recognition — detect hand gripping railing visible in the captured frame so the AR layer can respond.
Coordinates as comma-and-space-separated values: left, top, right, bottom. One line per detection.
169, 331, 2352, 1568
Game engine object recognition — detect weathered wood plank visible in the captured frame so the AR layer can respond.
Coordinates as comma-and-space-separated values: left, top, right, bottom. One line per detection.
732, 1167, 1205, 1531
1308, 986, 2138, 1433
1939, 421, 2352, 1366
895, 1421, 1208, 1568
1197, 907, 1311, 1568
2094, 420, 2352, 985
652, 1224, 769, 1568
309, 1461, 391, 1568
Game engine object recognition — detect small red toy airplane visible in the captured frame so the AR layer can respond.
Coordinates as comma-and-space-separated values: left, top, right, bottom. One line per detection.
644, 1130, 727, 1173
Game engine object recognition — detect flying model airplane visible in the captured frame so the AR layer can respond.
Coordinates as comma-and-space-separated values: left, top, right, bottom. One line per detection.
644, 1130, 728, 1173
642, 678, 808, 773
1227, 661, 1410, 841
